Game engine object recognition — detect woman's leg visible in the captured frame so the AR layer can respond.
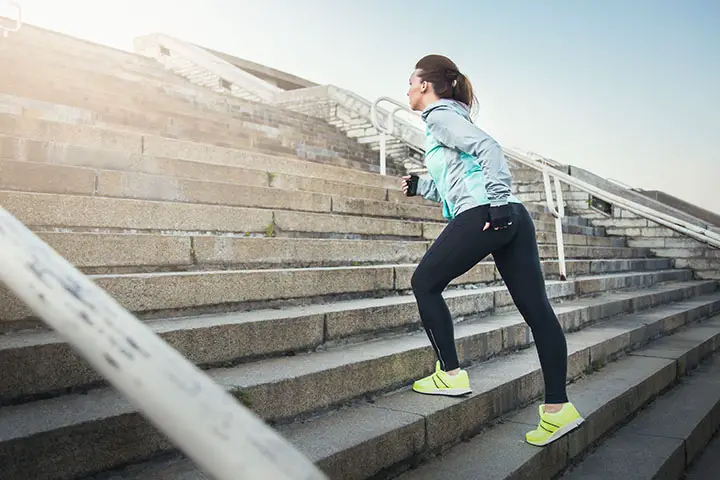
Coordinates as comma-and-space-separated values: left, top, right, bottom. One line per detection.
491, 203, 569, 404
411, 205, 515, 372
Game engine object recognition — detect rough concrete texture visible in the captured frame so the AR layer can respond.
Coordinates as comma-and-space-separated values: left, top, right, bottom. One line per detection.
686, 430, 720, 480
0, 158, 97, 195
562, 354, 720, 479
192, 236, 428, 268
3, 281, 715, 403
0, 190, 273, 232
21, 297, 715, 480
141, 135, 397, 190
274, 210, 423, 237
398, 354, 686, 479
96, 170, 334, 213
37, 232, 194, 268
0, 265, 394, 322
0, 114, 143, 153
272, 172, 387, 201
331, 196, 445, 222
0, 264, 696, 327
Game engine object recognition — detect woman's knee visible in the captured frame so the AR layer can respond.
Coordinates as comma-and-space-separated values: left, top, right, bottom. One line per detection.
411, 264, 436, 295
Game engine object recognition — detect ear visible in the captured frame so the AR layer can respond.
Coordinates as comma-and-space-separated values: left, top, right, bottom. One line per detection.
420, 81, 427, 93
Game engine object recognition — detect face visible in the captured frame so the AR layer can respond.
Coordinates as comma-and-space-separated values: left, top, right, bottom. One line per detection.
407, 69, 428, 111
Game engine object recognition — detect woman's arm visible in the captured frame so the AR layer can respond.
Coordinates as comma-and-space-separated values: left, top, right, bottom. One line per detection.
402, 175, 442, 203
417, 176, 442, 203
425, 106, 512, 207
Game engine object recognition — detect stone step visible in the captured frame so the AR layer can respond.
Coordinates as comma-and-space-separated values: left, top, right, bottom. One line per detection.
31, 232, 651, 272
3, 276, 708, 405
0, 68, 348, 142
558, 353, 720, 479
62, 294, 720, 480
0, 160, 448, 223
0, 256, 679, 326
685, 430, 720, 479
0, 135, 425, 206
537, 230, 627, 248
3, 158, 582, 226
0, 70, 386, 169
0, 191, 581, 245
0, 190, 425, 238
1, 27, 167, 73
395, 314, 720, 480
0, 114, 398, 190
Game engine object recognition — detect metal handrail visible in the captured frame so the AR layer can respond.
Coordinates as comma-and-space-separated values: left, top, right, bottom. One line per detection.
371, 96, 720, 280
503, 147, 720, 249
0, 1, 22, 38
371, 96, 423, 175
0, 208, 328, 480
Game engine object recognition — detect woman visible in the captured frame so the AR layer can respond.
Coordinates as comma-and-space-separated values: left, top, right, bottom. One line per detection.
401, 54, 583, 446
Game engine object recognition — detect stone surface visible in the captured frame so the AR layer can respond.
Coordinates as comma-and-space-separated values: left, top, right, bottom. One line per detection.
37, 232, 193, 268
331, 195, 444, 222
13, 301, 716, 480
563, 354, 720, 479
686, 431, 720, 480
0, 191, 273, 232
192, 236, 428, 268
0, 158, 97, 195
274, 210, 423, 237
96, 170, 333, 213
3, 281, 715, 402
0, 265, 396, 322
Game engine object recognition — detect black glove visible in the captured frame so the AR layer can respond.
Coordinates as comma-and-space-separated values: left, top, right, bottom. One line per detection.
404, 175, 420, 196
489, 204, 513, 230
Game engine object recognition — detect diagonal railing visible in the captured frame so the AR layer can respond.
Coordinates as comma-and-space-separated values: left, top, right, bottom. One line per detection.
370, 97, 720, 281
0, 208, 328, 480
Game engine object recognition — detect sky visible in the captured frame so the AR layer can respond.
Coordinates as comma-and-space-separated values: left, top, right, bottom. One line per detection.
5, 0, 720, 213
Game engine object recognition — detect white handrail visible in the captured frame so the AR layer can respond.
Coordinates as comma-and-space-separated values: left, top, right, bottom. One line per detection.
371, 97, 423, 176
0, 1, 22, 38
371, 96, 720, 264
543, 168, 568, 280
503, 147, 720, 249
0, 208, 328, 480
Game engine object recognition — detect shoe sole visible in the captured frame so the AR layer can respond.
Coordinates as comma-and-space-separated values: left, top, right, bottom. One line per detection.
526, 417, 585, 447
412, 387, 472, 397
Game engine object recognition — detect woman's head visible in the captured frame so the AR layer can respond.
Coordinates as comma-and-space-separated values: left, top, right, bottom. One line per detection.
407, 54, 476, 112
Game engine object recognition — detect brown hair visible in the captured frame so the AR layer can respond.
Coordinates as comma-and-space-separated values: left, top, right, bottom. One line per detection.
415, 54, 477, 111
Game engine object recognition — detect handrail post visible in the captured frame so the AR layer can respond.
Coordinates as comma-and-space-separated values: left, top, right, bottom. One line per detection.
0, 208, 328, 480
554, 176, 567, 281
543, 166, 567, 280
371, 98, 423, 176
379, 131, 387, 176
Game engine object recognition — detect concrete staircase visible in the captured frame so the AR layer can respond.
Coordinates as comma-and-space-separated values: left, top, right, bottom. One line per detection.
1, 22, 719, 480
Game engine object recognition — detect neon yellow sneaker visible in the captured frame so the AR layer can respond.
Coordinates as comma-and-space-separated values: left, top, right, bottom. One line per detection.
412, 361, 472, 396
525, 402, 585, 446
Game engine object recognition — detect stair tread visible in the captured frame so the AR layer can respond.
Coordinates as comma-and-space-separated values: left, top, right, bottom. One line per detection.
397, 315, 720, 480
1, 277, 706, 352
560, 334, 720, 479
75, 300, 720, 480
2, 290, 717, 441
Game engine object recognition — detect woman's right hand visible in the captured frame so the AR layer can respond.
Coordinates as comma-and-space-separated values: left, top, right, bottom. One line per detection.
401, 175, 419, 196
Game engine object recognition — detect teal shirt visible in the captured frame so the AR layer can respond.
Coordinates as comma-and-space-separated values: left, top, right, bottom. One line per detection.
416, 99, 521, 220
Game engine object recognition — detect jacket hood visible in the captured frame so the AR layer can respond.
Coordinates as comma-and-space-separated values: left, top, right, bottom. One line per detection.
421, 98, 471, 122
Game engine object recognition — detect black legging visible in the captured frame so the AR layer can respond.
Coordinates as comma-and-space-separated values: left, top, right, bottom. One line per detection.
411, 202, 569, 404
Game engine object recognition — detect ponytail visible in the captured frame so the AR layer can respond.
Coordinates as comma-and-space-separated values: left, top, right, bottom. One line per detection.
415, 54, 478, 113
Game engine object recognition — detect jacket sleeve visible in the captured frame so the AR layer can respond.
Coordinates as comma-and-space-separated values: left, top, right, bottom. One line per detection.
416, 176, 442, 203
425, 108, 512, 207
